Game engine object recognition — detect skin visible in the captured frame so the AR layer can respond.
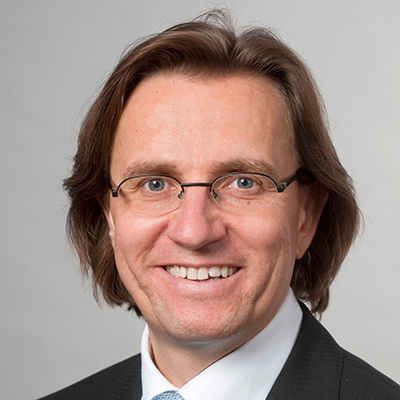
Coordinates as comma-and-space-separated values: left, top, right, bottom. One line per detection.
103, 73, 326, 386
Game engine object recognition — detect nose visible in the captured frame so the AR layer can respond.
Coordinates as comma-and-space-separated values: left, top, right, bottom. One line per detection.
166, 186, 227, 250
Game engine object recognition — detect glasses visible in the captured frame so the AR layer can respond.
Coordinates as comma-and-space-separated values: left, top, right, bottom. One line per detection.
110, 171, 298, 216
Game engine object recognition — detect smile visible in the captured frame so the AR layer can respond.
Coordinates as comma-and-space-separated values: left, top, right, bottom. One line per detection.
164, 265, 239, 281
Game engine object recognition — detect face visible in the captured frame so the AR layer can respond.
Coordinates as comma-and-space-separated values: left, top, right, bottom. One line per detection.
105, 73, 322, 350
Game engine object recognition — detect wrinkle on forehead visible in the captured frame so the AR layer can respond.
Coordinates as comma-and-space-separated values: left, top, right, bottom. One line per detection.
111, 73, 298, 181
119, 72, 294, 135
117, 159, 280, 183
160, 71, 295, 143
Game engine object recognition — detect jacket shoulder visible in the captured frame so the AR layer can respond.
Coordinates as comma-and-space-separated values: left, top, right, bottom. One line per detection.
38, 354, 142, 400
268, 303, 400, 400
340, 349, 400, 400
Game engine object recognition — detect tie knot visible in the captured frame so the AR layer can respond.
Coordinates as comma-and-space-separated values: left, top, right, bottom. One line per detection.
151, 390, 185, 400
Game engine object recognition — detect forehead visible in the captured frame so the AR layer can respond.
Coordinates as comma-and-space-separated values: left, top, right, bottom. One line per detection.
111, 73, 296, 179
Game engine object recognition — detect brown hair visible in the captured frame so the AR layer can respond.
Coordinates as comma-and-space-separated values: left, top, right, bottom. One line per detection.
64, 10, 360, 315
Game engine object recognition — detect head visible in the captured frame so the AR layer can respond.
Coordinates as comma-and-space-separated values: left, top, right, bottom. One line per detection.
64, 11, 359, 325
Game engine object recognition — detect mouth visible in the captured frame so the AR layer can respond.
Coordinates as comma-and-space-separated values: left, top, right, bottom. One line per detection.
164, 265, 239, 281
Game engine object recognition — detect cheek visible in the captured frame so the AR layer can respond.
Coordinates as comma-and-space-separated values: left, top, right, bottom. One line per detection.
232, 205, 299, 261
114, 211, 160, 246
110, 211, 170, 308
111, 211, 167, 273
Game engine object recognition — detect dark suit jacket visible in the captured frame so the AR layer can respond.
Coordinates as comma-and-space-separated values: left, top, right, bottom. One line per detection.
39, 303, 400, 399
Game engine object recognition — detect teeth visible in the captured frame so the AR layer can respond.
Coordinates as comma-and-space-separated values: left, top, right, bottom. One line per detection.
165, 265, 238, 281
187, 267, 198, 280
221, 266, 228, 278
197, 267, 209, 280
178, 266, 187, 278
209, 266, 221, 277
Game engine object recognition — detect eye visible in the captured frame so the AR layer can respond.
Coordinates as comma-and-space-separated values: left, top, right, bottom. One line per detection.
233, 177, 255, 189
145, 178, 167, 192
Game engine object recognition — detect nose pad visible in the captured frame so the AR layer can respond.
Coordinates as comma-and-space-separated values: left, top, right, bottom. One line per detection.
166, 186, 226, 250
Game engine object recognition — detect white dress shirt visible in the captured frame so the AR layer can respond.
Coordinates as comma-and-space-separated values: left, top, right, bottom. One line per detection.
141, 288, 302, 400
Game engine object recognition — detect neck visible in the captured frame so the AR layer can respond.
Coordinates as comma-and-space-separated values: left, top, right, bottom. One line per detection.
148, 329, 250, 387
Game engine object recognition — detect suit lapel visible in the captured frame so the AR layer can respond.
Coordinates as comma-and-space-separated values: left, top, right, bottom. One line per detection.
102, 354, 142, 400
266, 303, 343, 400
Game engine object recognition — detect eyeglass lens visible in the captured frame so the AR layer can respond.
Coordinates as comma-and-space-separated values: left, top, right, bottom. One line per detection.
115, 173, 282, 215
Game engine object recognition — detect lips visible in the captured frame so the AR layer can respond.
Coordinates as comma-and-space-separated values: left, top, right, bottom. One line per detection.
164, 265, 239, 281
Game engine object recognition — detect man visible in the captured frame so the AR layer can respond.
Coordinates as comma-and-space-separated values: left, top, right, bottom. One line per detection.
40, 11, 400, 400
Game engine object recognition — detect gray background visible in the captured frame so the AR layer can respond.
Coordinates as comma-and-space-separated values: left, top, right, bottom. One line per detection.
1, 1, 399, 399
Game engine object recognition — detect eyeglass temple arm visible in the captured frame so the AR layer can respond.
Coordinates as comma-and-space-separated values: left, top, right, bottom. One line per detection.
276, 174, 298, 193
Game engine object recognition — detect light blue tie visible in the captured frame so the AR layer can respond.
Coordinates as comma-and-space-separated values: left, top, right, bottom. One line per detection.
151, 391, 185, 400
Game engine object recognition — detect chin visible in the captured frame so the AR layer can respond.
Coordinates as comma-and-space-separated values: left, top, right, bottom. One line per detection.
151, 306, 256, 348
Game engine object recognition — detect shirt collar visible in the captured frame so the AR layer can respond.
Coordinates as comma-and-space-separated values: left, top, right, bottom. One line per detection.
141, 288, 302, 400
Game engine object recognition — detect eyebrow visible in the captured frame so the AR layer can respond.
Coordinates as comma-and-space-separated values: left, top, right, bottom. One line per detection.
214, 159, 278, 177
118, 159, 279, 181
120, 161, 181, 179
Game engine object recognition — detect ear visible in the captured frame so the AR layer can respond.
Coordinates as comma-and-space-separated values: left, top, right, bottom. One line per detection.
99, 196, 116, 248
295, 182, 328, 259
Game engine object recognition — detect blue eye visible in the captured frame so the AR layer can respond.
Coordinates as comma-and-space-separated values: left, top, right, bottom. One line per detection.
145, 179, 166, 191
236, 177, 254, 189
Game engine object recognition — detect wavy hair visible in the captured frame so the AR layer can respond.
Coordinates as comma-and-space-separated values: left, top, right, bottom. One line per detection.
64, 10, 360, 315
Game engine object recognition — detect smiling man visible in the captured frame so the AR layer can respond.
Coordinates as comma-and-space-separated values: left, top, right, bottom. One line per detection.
40, 11, 399, 400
